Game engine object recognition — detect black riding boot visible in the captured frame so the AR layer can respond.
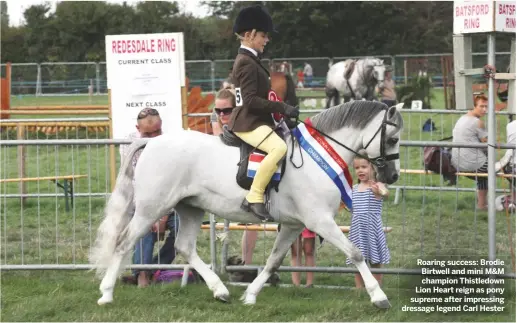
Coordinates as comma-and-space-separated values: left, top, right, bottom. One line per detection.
241, 199, 275, 222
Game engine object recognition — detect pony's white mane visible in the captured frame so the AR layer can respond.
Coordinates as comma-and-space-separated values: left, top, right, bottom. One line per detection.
361, 57, 384, 67
310, 101, 401, 133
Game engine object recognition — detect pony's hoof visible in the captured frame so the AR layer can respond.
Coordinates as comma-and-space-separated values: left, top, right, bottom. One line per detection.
214, 288, 230, 303
241, 292, 256, 305
214, 293, 230, 303
373, 299, 391, 309
97, 294, 113, 305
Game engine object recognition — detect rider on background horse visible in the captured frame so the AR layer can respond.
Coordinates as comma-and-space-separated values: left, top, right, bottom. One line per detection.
229, 5, 299, 222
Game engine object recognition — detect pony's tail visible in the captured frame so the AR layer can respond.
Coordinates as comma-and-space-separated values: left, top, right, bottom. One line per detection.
89, 138, 150, 278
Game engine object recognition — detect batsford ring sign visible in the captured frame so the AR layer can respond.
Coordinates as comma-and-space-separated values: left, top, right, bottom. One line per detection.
105, 33, 186, 139
453, 1, 515, 34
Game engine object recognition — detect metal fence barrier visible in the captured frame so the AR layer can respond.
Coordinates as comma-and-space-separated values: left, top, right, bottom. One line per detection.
1, 137, 514, 284
2, 52, 513, 95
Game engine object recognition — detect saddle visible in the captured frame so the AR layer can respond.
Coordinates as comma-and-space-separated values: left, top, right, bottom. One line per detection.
219, 126, 288, 192
343, 59, 356, 80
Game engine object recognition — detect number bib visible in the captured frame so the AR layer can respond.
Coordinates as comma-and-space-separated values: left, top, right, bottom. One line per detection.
235, 87, 243, 107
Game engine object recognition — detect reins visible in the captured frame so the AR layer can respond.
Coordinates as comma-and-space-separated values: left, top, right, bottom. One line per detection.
288, 107, 400, 169
237, 107, 400, 171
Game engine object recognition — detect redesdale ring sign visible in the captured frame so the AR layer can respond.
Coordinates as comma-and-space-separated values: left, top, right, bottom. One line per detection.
105, 33, 186, 139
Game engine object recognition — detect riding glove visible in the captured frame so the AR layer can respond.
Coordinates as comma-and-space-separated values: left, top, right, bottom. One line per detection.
284, 105, 300, 118
284, 118, 298, 129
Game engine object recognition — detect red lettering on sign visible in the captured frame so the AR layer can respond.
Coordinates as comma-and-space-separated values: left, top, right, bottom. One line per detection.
464, 17, 480, 29
111, 39, 157, 54
157, 38, 176, 52
499, 4, 516, 15
456, 4, 490, 17
507, 18, 516, 28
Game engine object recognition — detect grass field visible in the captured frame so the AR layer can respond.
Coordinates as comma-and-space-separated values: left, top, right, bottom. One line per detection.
9, 88, 447, 110
1, 90, 515, 322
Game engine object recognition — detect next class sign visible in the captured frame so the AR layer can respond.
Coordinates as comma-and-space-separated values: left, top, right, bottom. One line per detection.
105, 33, 186, 139
453, 1, 516, 34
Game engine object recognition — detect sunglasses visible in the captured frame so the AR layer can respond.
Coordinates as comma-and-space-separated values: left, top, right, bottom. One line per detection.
137, 108, 160, 120
215, 107, 233, 116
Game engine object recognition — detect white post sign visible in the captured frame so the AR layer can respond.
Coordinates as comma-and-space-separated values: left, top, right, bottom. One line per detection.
454, 1, 516, 34
105, 33, 186, 139
495, 1, 516, 33
411, 100, 423, 110
453, 1, 494, 34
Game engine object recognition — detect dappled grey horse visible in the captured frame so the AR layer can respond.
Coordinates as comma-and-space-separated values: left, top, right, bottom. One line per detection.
325, 58, 386, 108
90, 101, 403, 307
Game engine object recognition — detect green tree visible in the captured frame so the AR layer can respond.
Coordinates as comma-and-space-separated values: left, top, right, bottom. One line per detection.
23, 3, 57, 62
135, 1, 179, 33
0, 0, 465, 63
1, 26, 27, 63
1, 1, 9, 28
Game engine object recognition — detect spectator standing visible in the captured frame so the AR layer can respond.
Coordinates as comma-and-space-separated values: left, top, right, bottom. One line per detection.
303, 62, 313, 87
451, 95, 489, 210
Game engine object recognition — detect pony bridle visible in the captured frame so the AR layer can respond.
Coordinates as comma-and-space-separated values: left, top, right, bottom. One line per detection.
363, 108, 400, 168
291, 107, 399, 169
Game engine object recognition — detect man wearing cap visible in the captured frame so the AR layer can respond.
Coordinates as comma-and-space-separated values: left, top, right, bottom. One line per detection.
229, 5, 299, 222
120, 108, 178, 287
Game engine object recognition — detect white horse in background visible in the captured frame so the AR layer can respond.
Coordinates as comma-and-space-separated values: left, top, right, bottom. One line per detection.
325, 57, 386, 108
90, 101, 403, 308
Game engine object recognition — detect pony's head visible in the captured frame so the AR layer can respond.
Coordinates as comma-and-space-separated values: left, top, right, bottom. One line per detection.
369, 58, 386, 83
361, 103, 403, 184
311, 101, 403, 184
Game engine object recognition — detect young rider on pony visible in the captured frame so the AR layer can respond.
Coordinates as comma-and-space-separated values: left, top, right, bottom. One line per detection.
229, 5, 299, 222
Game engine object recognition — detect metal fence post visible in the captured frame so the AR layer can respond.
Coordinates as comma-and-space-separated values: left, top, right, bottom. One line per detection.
211, 60, 216, 94
486, 33, 497, 265
220, 219, 230, 275
36, 63, 42, 96
391, 55, 396, 81
95, 63, 101, 95
209, 213, 218, 273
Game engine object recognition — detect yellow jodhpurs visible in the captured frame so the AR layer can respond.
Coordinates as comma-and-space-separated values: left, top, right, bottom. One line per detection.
235, 125, 287, 203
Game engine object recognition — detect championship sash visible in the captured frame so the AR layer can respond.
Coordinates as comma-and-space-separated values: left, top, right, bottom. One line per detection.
292, 118, 354, 210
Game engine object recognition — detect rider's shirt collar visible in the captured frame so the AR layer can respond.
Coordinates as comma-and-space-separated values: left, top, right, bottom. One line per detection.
240, 45, 258, 57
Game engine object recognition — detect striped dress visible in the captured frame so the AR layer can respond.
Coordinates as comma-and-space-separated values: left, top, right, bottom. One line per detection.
346, 184, 390, 265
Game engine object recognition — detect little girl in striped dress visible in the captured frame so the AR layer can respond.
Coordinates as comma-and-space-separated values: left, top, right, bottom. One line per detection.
347, 155, 391, 288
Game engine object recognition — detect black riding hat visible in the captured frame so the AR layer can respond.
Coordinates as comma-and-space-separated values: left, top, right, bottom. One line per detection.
233, 5, 277, 34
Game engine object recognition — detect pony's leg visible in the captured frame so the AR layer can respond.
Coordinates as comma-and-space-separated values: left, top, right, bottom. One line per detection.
241, 224, 303, 305
97, 210, 159, 305
307, 216, 390, 309
325, 87, 338, 109
174, 203, 230, 302
325, 98, 331, 109
325, 88, 332, 109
